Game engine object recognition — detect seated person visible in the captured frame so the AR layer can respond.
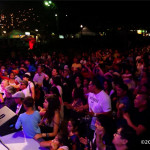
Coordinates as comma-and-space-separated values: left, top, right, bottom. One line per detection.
15, 96, 41, 138
34, 94, 60, 141
10, 91, 26, 116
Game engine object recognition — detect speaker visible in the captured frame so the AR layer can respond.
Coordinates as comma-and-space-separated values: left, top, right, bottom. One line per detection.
0, 106, 18, 136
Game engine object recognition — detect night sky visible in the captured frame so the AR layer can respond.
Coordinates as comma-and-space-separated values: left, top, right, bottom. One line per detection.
0, 1, 150, 32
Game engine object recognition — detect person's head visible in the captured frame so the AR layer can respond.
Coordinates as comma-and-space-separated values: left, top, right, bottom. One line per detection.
51, 132, 69, 149
67, 118, 78, 134
52, 68, 58, 77
12, 91, 25, 104
1, 66, 5, 73
23, 72, 31, 81
73, 57, 78, 63
116, 83, 128, 98
37, 66, 42, 74
9, 72, 15, 79
1, 79, 9, 89
134, 93, 149, 110
52, 76, 61, 86
104, 80, 113, 92
138, 84, 149, 94
72, 87, 84, 100
24, 59, 30, 66
49, 86, 60, 97
89, 75, 104, 93
23, 96, 34, 109
43, 94, 60, 123
112, 126, 137, 150
63, 68, 69, 77
20, 80, 28, 90
83, 78, 89, 87
75, 75, 82, 84
5, 85, 16, 98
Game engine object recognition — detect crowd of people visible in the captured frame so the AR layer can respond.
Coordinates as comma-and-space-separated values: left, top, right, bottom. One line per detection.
0, 46, 150, 150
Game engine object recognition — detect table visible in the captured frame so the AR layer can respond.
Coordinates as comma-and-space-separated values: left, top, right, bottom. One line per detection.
0, 130, 49, 150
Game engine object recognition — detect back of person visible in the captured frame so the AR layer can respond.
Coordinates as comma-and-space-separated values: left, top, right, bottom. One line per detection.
15, 96, 41, 138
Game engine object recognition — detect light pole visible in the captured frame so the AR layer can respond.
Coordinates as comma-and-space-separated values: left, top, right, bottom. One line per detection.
80, 24, 83, 38
55, 13, 59, 33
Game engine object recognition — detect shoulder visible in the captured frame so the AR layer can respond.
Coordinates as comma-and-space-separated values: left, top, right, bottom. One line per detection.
34, 110, 40, 115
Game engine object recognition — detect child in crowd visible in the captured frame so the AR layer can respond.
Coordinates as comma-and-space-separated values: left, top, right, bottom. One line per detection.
15, 96, 41, 138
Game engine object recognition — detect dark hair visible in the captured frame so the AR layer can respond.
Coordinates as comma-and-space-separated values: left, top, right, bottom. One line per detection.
92, 75, 104, 90
44, 94, 60, 124
50, 86, 60, 97
57, 132, 69, 147
104, 79, 113, 94
23, 74, 31, 80
52, 76, 61, 86
73, 87, 84, 100
117, 82, 128, 92
23, 96, 34, 107
68, 118, 79, 133
120, 126, 137, 150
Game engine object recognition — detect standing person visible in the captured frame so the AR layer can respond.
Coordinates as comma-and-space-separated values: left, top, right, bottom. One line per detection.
33, 65, 49, 88
24, 58, 36, 73
15, 96, 41, 138
23, 72, 35, 99
80, 75, 112, 141
115, 82, 130, 127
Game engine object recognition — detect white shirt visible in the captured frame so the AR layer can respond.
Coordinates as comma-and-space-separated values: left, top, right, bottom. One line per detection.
33, 72, 48, 87
88, 90, 111, 130
16, 104, 22, 114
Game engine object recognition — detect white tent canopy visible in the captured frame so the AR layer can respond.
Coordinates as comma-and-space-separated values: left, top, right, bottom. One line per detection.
75, 26, 96, 38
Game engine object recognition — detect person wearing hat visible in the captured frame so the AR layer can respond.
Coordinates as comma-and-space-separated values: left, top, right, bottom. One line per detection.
4, 85, 16, 108
11, 91, 26, 116
23, 72, 35, 99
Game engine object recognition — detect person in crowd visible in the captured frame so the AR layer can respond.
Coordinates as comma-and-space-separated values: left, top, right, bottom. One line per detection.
71, 57, 82, 73
49, 86, 64, 121
24, 58, 36, 73
40, 118, 80, 150
103, 79, 114, 96
4, 85, 16, 108
51, 76, 63, 98
10, 91, 26, 116
23, 72, 35, 99
20, 80, 31, 97
93, 117, 137, 150
0, 79, 9, 103
34, 94, 60, 141
15, 96, 41, 138
77, 75, 112, 141
116, 82, 130, 125
33, 65, 49, 87
8, 72, 19, 88
0, 66, 9, 81
67, 118, 81, 150
64, 87, 85, 120
123, 93, 150, 145
12, 70, 22, 84
49, 68, 59, 84
49, 132, 69, 150
39, 120, 70, 149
